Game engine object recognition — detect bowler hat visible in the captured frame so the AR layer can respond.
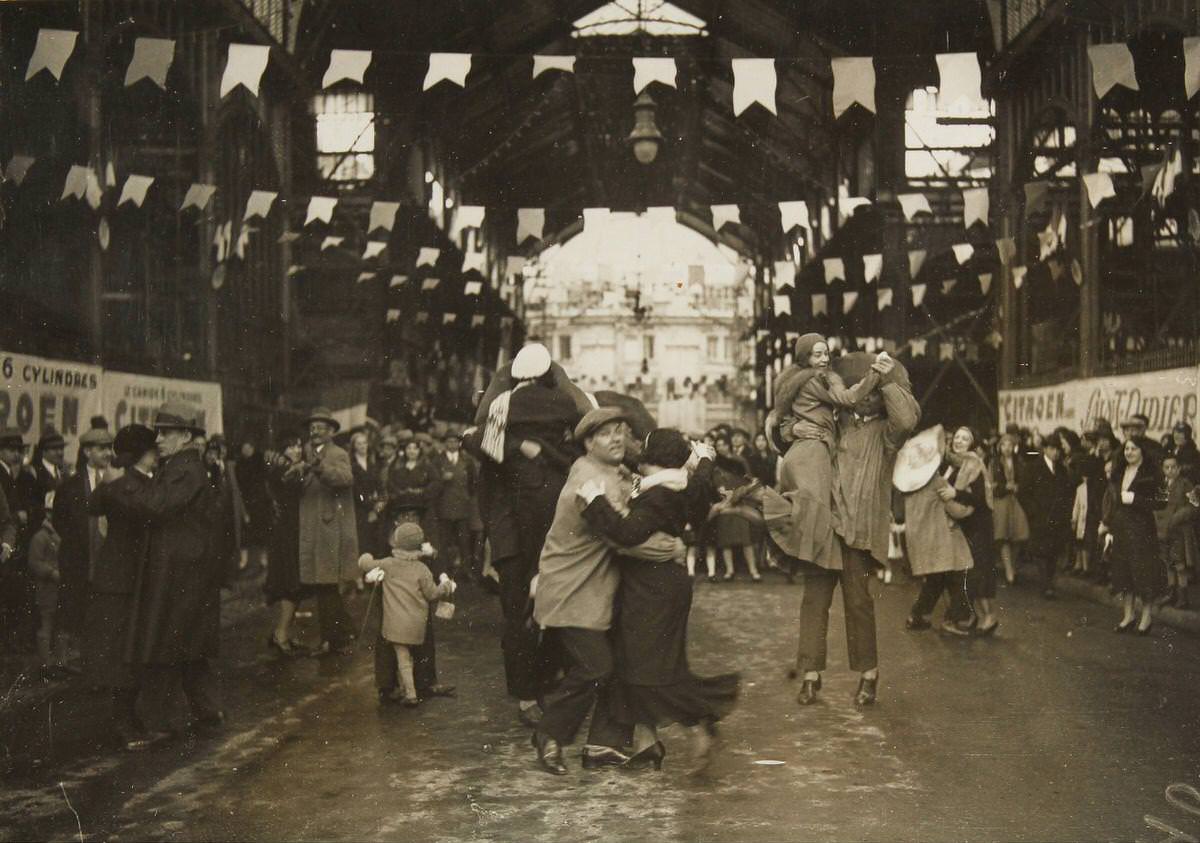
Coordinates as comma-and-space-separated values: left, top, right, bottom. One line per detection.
79, 427, 116, 448
37, 427, 65, 451
153, 401, 205, 435
113, 424, 157, 468
0, 427, 25, 450
893, 425, 944, 493
305, 407, 340, 432
574, 406, 629, 442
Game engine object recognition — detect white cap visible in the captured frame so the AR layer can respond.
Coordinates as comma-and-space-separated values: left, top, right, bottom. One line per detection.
511, 343, 552, 380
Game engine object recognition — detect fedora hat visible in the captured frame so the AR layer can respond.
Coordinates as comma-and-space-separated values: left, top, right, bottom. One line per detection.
0, 427, 25, 450
153, 401, 205, 435
305, 407, 340, 432
893, 424, 944, 493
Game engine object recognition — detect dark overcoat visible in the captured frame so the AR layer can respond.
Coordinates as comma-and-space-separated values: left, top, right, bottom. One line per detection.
123, 448, 222, 664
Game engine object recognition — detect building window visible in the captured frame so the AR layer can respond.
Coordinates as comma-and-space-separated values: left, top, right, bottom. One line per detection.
643, 334, 655, 360
558, 335, 572, 361
573, 1, 707, 37
905, 86, 994, 184
313, 92, 375, 182
706, 336, 719, 359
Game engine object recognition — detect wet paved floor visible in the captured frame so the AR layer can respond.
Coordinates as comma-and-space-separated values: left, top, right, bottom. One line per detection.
3, 572, 1200, 842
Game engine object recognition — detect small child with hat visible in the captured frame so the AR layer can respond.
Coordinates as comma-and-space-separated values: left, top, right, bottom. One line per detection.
359, 522, 455, 707
27, 493, 63, 674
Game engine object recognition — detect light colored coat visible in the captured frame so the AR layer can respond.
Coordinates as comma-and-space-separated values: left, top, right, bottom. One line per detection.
298, 441, 360, 584
903, 474, 974, 576
359, 551, 451, 645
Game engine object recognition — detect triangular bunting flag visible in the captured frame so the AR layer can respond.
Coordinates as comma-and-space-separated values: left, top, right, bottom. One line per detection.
1082, 172, 1116, 208
84, 169, 102, 209
125, 37, 174, 88
357, 271, 376, 283
939, 342, 955, 361
831, 57, 876, 118
897, 193, 932, 221
417, 247, 440, 268
386, 309, 401, 323
243, 190, 277, 221
471, 314, 486, 327
462, 251, 485, 273
5, 155, 35, 186
732, 58, 777, 116
323, 49, 372, 88
369, 201, 400, 233
951, 243, 974, 264
464, 280, 483, 296
1186, 37, 1200, 99
416, 311, 429, 323
454, 205, 485, 233
863, 253, 883, 284
287, 264, 304, 277
632, 57, 676, 93
773, 294, 792, 316
979, 273, 993, 295
61, 165, 93, 202
105, 162, 118, 188
517, 208, 545, 242
421, 278, 440, 291
389, 275, 408, 288
911, 339, 928, 357
321, 236, 344, 251
942, 278, 957, 294
935, 52, 982, 109
996, 237, 1016, 266
181, 183, 216, 212
877, 287, 894, 310
363, 241, 387, 260
533, 55, 575, 78
911, 283, 928, 307
220, 44, 270, 98
424, 53, 471, 90
843, 291, 859, 313
1087, 43, 1139, 98
1012, 266, 1027, 289
811, 294, 828, 316
506, 256, 527, 276
773, 261, 796, 290
962, 187, 989, 228
712, 204, 740, 231
25, 29, 77, 81
305, 196, 338, 226
823, 257, 845, 284
779, 200, 810, 232
443, 313, 457, 324
908, 249, 927, 277
117, 174, 154, 208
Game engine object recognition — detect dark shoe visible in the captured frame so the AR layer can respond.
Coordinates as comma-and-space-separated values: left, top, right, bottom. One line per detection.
268, 634, 302, 657
423, 684, 456, 699
532, 732, 568, 776
905, 616, 931, 631
1114, 618, 1136, 634
517, 704, 544, 728
378, 688, 397, 705
854, 675, 878, 706
707, 575, 719, 584
797, 676, 821, 706
581, 745, 632, 769
625, 741, 666, 771
1174, 588, 1191, 610
402, 696, 421, 708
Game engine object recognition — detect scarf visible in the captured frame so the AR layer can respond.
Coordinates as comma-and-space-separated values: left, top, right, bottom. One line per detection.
480, 381, 530, 463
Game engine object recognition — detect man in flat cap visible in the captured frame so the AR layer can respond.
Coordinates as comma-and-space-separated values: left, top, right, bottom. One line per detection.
124, 402, 226, 729
298, 407, 359, 656
85, 424, 162, 750
530, 407, 685, 776
463, 343, 586, 727
53, 426, 115, 673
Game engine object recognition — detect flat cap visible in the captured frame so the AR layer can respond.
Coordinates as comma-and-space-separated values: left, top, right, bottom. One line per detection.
0, 427, 25, 449
574, 406, 629, 442
153, 401, 205, 435
79, 427, 115, 447
38, 428, 65, 450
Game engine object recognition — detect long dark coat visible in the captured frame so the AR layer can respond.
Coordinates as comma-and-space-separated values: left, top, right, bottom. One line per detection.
123, 449, 223, 665
351, 454, 384, 555
1105, 463, 1167, 600
298, 441, 359, 585
1019, 455, 1074, 552
53, 470, 97, 621
265, 461, 306, 604
84, 469, 153, 687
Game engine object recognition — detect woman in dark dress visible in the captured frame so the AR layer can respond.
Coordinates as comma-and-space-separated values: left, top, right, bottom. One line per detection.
386, 439, 441, 545
349, 430, 385, 555
945, 426, 998, 635
235, 441, 272, 572
1101, 436, 1166, 635
579, 429, 739, 770
711, 435, 761, 581
264, 434, 308, 656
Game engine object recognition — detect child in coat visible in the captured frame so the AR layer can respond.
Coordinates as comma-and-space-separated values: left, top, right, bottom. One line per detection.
27, 501, 63, 673
1157, 455, 1197, 609
359, 522, 454, 707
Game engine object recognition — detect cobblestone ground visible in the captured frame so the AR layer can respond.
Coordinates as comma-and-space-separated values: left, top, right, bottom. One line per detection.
3, 573, 1200, 842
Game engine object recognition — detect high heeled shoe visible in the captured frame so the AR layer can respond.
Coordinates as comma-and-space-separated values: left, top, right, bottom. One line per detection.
624, 741, 666, 770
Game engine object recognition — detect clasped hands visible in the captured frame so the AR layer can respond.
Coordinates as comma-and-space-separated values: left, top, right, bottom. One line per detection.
871, 351, 895, 377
